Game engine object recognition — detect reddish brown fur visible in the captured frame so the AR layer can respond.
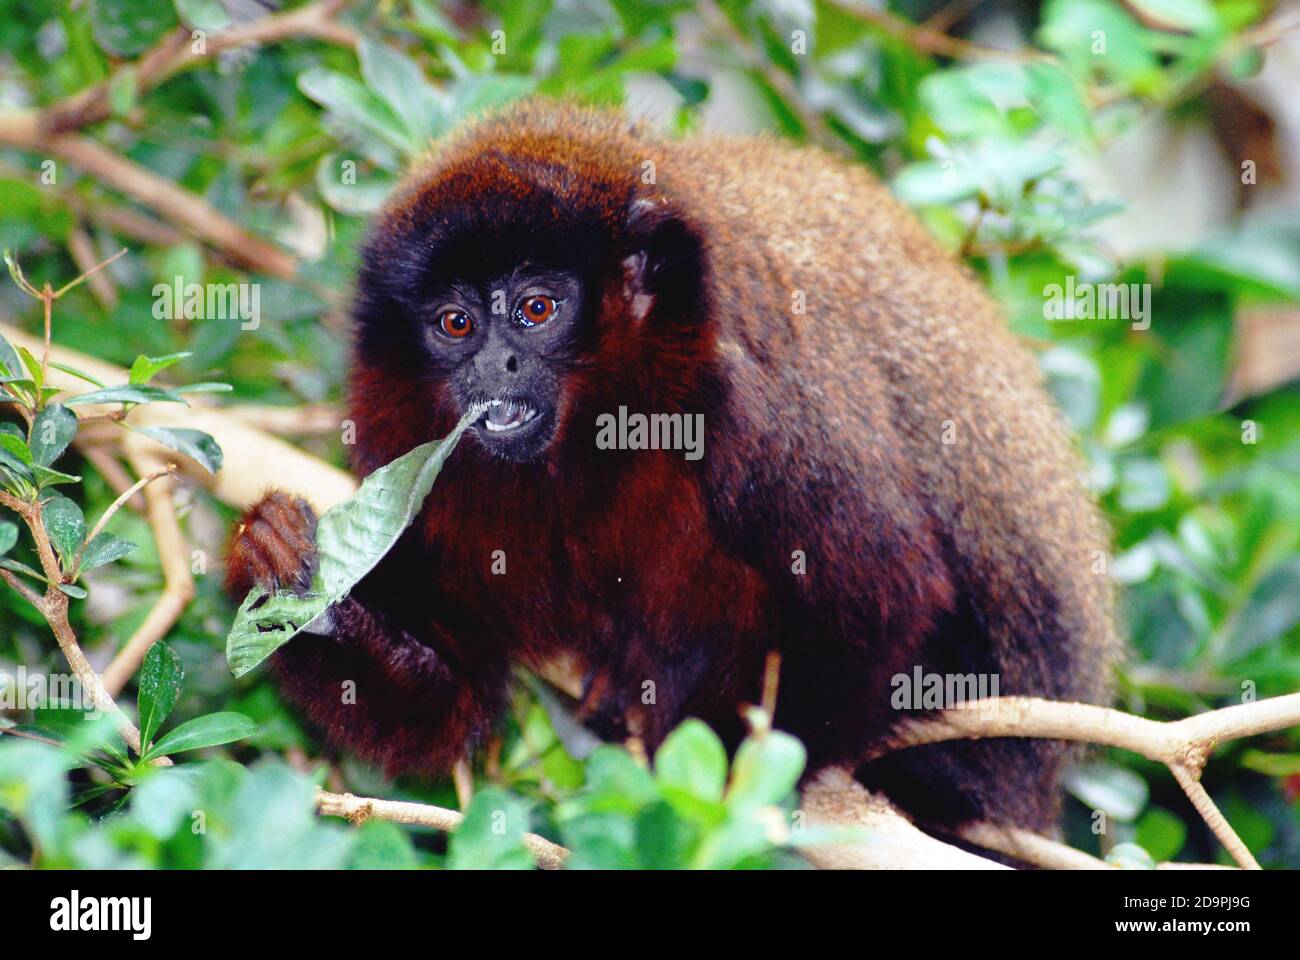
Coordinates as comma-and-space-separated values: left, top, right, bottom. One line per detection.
226, 102, 1118, 832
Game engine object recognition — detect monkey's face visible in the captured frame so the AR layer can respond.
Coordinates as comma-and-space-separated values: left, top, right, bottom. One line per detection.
352, 113, 708, 472
420, 267, 587, 462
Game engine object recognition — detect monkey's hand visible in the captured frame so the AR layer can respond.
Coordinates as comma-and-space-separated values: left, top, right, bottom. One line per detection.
224, 492, 510, 774
224, 491, 319, 601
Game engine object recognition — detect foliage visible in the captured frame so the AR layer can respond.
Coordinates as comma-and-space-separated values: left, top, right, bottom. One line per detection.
0, 0, 1298, 869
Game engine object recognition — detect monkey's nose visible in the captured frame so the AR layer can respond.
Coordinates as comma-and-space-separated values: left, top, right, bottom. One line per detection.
475, 345, 518, 377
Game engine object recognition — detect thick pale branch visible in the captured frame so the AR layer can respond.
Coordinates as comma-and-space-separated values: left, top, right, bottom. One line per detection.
799, 767, 1009, 869
957, 822, 1110, 870
874, 694, 1300, 869
314, 789, 570, 870
874, 694, 1300, 768
0, 325, 357, 511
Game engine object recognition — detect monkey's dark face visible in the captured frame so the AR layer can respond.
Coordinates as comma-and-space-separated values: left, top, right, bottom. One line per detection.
352, 119, 708, 474
420, 266, 586, 461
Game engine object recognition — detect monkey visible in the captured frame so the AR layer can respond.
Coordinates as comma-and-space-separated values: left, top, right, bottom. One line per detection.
225, 100, 1118, 836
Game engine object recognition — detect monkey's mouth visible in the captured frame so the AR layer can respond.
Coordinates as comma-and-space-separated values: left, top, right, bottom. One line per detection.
479, 398, 542, 434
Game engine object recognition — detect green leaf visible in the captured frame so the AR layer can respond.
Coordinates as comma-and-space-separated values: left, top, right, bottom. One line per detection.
725, 730, 806, 811
1064, 761, 1148, 822
1026, 62, 1092, 140
692, 817, 775, 869
174, 0, 231, 31
0, 424, 33, 487
358, 38, 446, 148
1135, 807, 1187, 862
1225, 557, 1300, 661
315, 153, 396, 215
297, 67, 418, 156
0, 521, 16, 555
64, 384, 187, 407
0, 333, 21, 378
1106, 842, 1157, 870
0, 433, 32, 466
137, 643, 183, 750
145, 712, 256, 759
41, 493, 85, 569
212, 762, 354, 869
29, 404, 77, 467
133, 426, 222, 474
447, 787, 534, 870
78, 532, 137, 573
225, 405, 481, 677
655, 719, 728, 804
30, 464, 82, 488
107, 65, 138, 118
1127, 0, 1219, 33
225, 587, 328, 679
345, 821, 419, 869
47, 361, 105, 388
448, 74, 535, 123
634, 800, 700, 868
57, 582, 87, 599
172, 381, 232, 395
91, 0, 179, 56
16, 347, 42, 389
894, 159, 981, 206
1239, 750, 1300, 777
919, 65, 1017, 138
129, 352, 191, 385
0, 557, 46, 583
129, 766, 200, 840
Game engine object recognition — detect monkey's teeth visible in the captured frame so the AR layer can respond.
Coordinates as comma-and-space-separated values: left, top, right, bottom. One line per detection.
483, 401, 539, 432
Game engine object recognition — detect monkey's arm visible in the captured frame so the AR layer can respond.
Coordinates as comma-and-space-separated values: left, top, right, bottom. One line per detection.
225, 492, 510, 774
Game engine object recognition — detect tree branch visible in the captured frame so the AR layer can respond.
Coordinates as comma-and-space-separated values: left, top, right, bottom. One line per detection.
37, 0, 357, 137
0, 489, 166, 763
314, 789, 570, 870
873, 694, 1300, 869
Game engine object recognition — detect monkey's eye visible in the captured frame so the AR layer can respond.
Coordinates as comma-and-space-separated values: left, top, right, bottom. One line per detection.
437, 309, 473, 339
517, 295, 559, 327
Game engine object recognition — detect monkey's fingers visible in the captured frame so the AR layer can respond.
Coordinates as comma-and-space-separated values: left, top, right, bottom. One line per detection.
225, 491, 319, 599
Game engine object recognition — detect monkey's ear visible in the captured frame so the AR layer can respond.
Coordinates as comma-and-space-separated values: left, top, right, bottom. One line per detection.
622, 197, 704, 323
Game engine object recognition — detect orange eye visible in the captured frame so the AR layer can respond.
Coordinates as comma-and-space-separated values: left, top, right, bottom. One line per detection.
519, 295, 558, 326
438, 310, 472, 338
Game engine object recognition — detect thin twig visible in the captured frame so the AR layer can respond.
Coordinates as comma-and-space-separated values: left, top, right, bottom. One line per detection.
65, 227, 119, 310
77, 464, 176, 570
1171, 765, 1260, 870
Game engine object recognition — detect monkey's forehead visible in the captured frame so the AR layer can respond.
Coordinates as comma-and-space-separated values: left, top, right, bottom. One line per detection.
390, 100, 646, 233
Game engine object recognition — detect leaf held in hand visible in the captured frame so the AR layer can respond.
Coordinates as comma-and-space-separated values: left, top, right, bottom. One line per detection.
224, 406, 482, 677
